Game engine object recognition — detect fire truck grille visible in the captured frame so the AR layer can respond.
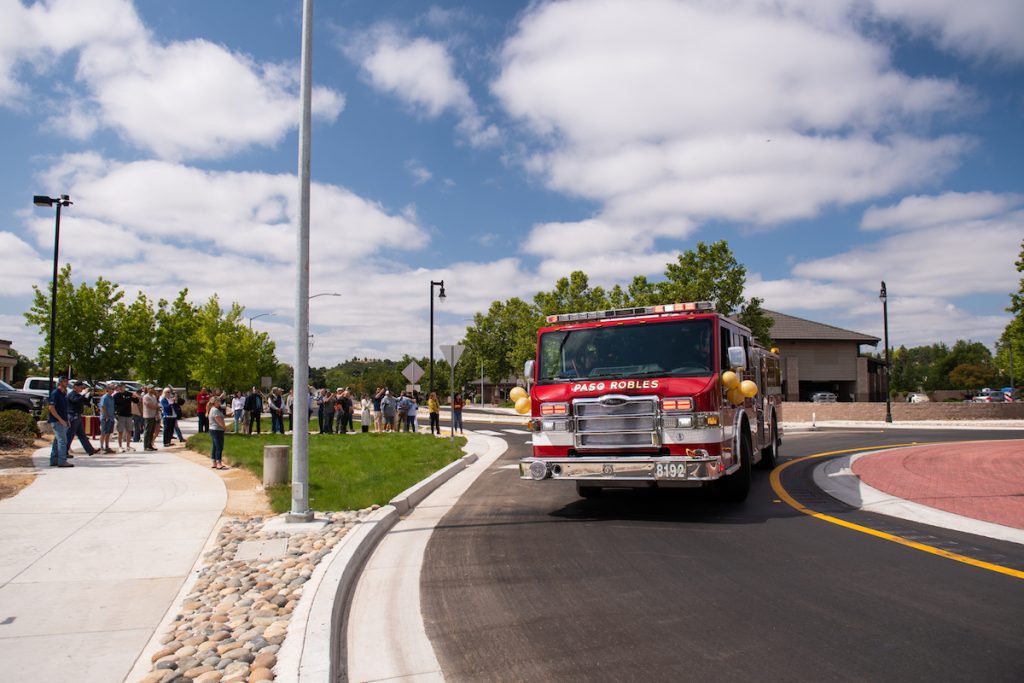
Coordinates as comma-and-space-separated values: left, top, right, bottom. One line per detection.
573, 395, 659, 450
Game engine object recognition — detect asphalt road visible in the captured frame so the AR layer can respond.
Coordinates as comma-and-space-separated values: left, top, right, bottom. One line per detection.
420, 422, 1024, 682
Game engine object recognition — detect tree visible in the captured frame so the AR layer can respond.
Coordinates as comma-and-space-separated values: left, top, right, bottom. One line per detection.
189, 296, 277, 390
114, 294, 157, 379
24, 265, 125, 380
8, 348, 39, 384
534, 271, 610, 316
996, 238, 1024, 388
659, 240, 746, 315
152, 290, 199, 386
949, 363, 996, 391
659, 240, 774, 345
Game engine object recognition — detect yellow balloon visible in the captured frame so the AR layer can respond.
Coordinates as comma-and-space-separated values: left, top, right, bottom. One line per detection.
727, 387, 744, 405
740, 380, 758, 398
510, 386, 527, 401
515, 397, 531, 414
721, 371, 740, 389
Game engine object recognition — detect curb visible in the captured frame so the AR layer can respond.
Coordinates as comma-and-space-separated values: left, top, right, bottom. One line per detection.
813, 449, 1024, 546
275, 434, 490, 682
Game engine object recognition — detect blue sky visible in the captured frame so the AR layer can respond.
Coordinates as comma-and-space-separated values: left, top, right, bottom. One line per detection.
1, 0, 1022, 367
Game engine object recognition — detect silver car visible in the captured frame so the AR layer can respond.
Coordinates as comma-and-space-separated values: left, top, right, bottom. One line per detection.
973, 388, 1005, 403
810, 391, 837, 403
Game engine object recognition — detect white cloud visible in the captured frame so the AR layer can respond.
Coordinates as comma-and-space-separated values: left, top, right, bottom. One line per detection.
406, 159, 433, 185
750, 192, 1023, 348
1, 0, 345, 159
870, 0, 1024, 63
0, 231, 49, 295
0, 313, 40, 359
345, 25, 499, 147
861, 191, 1024, 231
492, 0, 970, 240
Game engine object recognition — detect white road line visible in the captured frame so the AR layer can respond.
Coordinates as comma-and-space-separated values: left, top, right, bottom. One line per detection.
501, 428, 530, 435
472, 430, 503, 436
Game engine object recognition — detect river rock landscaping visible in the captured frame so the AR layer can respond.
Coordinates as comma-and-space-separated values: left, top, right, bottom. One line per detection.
138, 507, 377, 683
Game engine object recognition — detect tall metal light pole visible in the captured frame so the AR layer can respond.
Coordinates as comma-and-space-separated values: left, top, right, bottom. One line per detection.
289, 0, 314, 523
879, 281, 893, 423
33, 194, 72, 394
429, 280, 446, 393
248, 312, 273, 329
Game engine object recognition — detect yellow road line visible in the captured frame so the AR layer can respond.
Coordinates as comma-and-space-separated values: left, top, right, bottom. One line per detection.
770, 445, 1024, 581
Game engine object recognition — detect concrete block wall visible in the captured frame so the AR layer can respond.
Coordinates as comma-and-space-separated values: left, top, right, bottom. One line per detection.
780, 401, 1024, 422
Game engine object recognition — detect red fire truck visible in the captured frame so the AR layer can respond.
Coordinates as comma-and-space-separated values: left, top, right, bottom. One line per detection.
519, 301, 782, 501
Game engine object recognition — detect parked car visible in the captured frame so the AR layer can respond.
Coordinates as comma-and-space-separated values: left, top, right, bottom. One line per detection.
906, 392, 930, 403
972, 388, 1005, 403
21, 376, 57, 399
810, 391, 837, 403
0, 380, 45, 415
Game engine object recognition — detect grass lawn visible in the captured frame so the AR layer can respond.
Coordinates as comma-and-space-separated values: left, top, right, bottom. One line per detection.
187, 430, 467, 513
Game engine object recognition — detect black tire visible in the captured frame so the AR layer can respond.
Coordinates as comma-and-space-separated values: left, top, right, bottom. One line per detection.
576, 483, 604, 499
716, 426, 751, 502
758, 415, 778, 470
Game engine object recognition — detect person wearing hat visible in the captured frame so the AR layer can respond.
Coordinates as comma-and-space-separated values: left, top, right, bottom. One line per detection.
98, 382, 116, 453
141, 385, 160, 451
67, 380, 98, 456
47, 376, 73, 467
112, 383, 135, 452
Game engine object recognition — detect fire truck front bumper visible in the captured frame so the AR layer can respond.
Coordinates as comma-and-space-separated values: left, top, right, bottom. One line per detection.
519, 454, 728, 485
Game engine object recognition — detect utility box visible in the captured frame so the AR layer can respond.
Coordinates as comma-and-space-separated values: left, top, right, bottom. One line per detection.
263, 445, 289, 486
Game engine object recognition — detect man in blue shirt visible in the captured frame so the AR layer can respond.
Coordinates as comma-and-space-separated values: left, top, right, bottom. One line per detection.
99, 387, 116, 453
67, 381, 98, 456
48, 376, 72, 467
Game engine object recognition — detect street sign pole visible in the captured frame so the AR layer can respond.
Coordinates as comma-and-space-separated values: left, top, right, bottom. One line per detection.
439, 344, 465, 441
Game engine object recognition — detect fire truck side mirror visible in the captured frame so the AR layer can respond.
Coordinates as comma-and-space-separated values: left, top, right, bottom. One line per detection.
524, 360, 535, 381
728, 346, 747, 371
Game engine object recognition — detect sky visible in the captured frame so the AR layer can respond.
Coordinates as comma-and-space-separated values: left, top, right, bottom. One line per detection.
1, 0, 1022, 369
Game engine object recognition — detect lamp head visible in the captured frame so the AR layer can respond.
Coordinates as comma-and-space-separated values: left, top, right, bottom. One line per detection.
438, 281, 446, 300
879, 281, 887, 303
33, 195, 54, 207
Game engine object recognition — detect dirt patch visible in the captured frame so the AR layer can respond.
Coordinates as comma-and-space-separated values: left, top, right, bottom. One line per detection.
172, 447, 274, 518
0, 438, 47, 501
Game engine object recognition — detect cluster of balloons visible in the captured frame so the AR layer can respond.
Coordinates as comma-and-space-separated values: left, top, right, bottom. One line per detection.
511, 386, 531, 414
721, 371, 758, 405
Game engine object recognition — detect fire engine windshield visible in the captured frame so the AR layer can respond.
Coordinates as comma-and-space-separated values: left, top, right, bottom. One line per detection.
537, 319, 713, 384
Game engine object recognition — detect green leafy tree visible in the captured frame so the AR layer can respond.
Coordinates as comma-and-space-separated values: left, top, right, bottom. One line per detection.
534, 271, 610, 316
152, 290, 199, 386
8, 348, 39, 384
24, 265, 125, 380
658, 240, 773, 344
114, 293, 157, 379
996, 239, 1024, 388
659, 240, 746, 314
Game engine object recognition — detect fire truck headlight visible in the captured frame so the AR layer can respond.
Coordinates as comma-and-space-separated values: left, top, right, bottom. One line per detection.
675, 416, 694, 429
541, 419, 568, 431
529, 461, 549, 480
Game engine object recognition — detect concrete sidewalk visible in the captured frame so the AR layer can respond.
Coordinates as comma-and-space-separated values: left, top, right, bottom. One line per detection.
0, 439, 225, 683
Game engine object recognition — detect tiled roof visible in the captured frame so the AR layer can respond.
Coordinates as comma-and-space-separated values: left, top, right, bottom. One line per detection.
766, 310, 879, 344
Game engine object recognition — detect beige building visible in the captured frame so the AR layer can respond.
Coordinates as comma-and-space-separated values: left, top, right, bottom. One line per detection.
766, 311, 883, 402
0, 339, 16, 384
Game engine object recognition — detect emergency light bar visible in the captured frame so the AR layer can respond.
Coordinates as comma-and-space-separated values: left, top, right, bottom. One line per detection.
545, 301, 715, 324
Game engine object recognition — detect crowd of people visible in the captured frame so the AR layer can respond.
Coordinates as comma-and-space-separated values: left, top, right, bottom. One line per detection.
46, 380, 468, 470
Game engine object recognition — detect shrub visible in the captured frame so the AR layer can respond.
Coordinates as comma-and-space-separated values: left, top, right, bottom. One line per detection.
0, 409, 40, 447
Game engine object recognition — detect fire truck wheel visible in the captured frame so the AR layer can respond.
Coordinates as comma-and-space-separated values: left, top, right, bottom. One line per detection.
716, 427, 751, 502
576, 483, 604, 499
758, 415, 778, 470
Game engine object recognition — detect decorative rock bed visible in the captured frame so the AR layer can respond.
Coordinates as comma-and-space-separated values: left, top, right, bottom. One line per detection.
139, 507, 379, 683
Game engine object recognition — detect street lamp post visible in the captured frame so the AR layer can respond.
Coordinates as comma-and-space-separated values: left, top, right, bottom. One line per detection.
429, 280, 446, 393
248, 312, 273, 329
309, 292, 341, 300
289, 0, 314, 524
33, 194, 72, 394
879, 281, 893, 423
